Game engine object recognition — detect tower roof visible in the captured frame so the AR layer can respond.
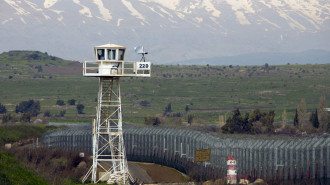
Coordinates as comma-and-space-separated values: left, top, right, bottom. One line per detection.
94, 43, 126, 49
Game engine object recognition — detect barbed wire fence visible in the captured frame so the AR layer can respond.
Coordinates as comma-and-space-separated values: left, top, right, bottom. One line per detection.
41, 124, 330, 182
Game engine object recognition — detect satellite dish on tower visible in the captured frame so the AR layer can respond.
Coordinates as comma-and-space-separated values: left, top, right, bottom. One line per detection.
134, 45, 148, 62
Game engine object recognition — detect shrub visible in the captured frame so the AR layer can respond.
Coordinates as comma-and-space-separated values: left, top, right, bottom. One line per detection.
76, 104, 84, 114
0, 103, 7, 114
27, 53, 41, 60
35, 65, 43, 72
21, 112, 31, 123
185, 105, 189, 112
140, 100, 150, 107
43, 110, 51, 117
9, 146, 91, 185
187, 114, 194, 124
2, 113, 13, 123
144, 116, 161, 126
58, 110, 66, 117
67, 99, 76, 105
56, 100, 65, 106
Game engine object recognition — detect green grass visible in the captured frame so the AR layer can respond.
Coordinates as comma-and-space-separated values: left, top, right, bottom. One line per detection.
0, 51, 329, 124
0, 151, 48, 185
0, 124, 57, 145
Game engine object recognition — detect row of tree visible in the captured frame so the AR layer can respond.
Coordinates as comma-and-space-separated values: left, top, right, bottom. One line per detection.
221, 108, 275, 134
0, 99, 85, 123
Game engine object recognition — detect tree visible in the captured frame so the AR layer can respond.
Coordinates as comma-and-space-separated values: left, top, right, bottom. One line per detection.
0, 103, 7, 114
153, 117, 161, 126
297, 99, 307, 129
248, 108, 262, 124
260, 110, 275, 133
264, 63, 269, 74
187, 114, 194, 124
15, 100, 40, 117
282, 109, 287, 127
56, 100, 65, 106
68, 99, 76, 105
76, 104, 85, 114
318, 96, 328, 131
222, 108, 250, 134
163, 103, 172, 116
248, 108, 275, 133
293, 108, 299, 127
185, 105, 189, 112
310, 109, 319, 128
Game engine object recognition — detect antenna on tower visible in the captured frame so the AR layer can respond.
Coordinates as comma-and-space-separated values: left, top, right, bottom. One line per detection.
134, 46, 148, 62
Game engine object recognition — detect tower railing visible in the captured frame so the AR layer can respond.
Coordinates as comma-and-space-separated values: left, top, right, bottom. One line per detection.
83, 61, 151, 77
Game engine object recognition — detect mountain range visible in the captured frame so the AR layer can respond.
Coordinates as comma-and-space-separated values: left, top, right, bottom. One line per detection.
1, 0, 329, 65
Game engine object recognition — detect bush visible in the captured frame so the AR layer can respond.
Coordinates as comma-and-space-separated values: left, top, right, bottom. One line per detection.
185, 105, 189, 112
58, 110, 66, 117
187, 114, 194, 124
2, 113, 13, 123
43, 110, 51, 117
144, 116, 161, 126
274, 125, 297, 135
56, 100, 65, 106
140, 100, 150, 107
21, 112, 31, 123
76, 104, 84, 114
35, 65, 43, 72
27, 53, 41, 60
0, 103, 7, 114
67, 99, 76, 105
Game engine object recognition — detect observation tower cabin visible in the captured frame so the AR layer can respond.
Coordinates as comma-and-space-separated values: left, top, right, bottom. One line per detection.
83, 43, 151, 77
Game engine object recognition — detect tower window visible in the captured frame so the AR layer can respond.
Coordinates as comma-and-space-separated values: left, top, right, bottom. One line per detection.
97, 49, 105, 60
108, 49, 116, 60
118, 49, 125, 60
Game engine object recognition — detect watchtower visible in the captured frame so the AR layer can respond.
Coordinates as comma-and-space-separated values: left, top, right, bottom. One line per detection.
82, 43, 151, 184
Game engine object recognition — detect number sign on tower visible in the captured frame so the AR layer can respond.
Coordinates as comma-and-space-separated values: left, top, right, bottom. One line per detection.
82, 43, 151, 184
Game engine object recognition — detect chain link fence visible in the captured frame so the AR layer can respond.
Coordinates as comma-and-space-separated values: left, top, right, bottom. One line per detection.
42, 124, 330, 181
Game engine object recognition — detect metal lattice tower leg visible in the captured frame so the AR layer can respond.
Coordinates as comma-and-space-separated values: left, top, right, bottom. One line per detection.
85, 77, 128, 184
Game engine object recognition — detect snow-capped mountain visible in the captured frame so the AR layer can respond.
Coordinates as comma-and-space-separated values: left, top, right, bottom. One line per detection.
1, 0, 329, 64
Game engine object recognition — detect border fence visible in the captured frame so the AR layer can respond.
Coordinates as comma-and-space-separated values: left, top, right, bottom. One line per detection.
42, 124, 330, 182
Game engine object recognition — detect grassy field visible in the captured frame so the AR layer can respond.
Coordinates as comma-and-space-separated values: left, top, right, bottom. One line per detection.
0, 51, 329, 124
0, 124, 57, 145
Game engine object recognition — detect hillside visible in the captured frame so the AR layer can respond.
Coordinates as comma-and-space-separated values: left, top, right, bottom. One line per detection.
0, 151, 48, 185
178, 50, 330, 66
0, 50, 329, 124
